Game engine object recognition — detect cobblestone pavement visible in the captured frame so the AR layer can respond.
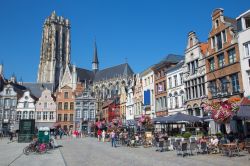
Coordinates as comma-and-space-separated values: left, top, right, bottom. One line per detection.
0, 138, 65, 166
57, 137, 250, 166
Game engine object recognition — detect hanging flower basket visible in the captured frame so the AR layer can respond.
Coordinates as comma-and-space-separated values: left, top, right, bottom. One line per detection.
202, 98, 240, 123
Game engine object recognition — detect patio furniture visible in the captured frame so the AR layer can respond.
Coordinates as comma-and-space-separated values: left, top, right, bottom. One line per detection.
200, 142, 209, 154
173, 141, 179, 151
177, 142, 188, 157
222, 143, 240, 157
189, 142, 198, 155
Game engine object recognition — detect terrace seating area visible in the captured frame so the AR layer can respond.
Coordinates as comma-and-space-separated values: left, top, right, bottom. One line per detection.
153, 136, 250, 158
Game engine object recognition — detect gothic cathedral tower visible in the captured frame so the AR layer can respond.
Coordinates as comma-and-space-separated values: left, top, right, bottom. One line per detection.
37, 11, 71, 87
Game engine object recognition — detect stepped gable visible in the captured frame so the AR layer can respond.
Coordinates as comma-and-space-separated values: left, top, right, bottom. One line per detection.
94, 63, 134, 82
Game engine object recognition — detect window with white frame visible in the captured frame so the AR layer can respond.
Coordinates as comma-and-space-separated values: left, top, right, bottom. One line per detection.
228, 48, 236, 64
168, 77, 172, 88
180, 73, 183, 84
175, 96, 179, 108
174, 75, 177, 87
49, 112, 54, 120
29, 111, 34, 119
209, 58, 215, 71
23, 111, 28, 119
247, 70, 250, 86
76, 109, 81, 118
90, 109, 95, 119
231, 74, 240, 93
16, 111, 21, 120
83, 109, 88, 120
170, 97, 173, 109
244, 42, 250, 57
218, 53, 225, 68
0, 110, 2, 120
37, 112, 41, 120
43, 112, 48, 120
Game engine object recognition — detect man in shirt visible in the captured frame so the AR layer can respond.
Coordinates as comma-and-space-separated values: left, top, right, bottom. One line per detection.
111, 130, 116, 147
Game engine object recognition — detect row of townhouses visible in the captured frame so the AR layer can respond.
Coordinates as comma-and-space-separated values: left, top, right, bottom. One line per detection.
0, 8, 250, 135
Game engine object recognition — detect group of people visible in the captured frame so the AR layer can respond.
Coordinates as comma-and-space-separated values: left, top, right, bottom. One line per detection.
96, 129, 145, 148
97, 129, 117, 147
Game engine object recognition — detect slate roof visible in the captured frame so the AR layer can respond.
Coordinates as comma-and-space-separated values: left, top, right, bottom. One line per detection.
224, 16, 237, 30
93, 63, 134, 82
166, 60, 184, 73
8, 82, 27, 98
162, 54, 184, 63
153, 54, 184, 70
22, 83, 54, 98
76, 67, 95, 82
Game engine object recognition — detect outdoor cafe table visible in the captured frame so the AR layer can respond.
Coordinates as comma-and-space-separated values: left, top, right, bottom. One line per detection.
222, 143, 238, 157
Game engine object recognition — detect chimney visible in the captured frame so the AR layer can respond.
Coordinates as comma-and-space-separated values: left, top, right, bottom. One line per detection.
0, 64, 3, 76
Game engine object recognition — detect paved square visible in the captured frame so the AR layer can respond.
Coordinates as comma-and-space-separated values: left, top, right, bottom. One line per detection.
0, 137, 249, 166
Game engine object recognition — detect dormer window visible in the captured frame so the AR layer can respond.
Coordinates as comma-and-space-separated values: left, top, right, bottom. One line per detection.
6, 89, 11, 95
215, 19, 219, 28
190, 38, 193, 47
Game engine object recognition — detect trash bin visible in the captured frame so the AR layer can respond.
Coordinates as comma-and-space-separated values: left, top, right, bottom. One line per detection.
38, 127, 50, 143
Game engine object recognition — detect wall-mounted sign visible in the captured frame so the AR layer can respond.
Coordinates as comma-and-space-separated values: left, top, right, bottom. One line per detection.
158, 84, 163, 92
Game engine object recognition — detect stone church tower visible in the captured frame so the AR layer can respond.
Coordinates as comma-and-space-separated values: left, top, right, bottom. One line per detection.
37, 11, 71, 88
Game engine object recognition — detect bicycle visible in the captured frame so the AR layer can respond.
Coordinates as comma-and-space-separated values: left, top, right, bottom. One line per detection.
23, 142, 48, 155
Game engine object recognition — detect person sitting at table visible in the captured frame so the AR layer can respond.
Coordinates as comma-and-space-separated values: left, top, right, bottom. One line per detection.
209, 136, 219, 153
227, 132, 235, 143
198, 136, 207, 144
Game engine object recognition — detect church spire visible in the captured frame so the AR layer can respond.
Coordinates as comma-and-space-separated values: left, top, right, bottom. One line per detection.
92, 39, 99, 73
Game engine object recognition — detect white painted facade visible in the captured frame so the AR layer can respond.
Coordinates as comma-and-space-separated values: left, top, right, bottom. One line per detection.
16, 91, 36, 120
166, 62, 185, 115
237, 10, 250, 97
126, 85, 134, 120
141, 68, 155, 118
35, 89, 56, 125
182, 31, 208, 117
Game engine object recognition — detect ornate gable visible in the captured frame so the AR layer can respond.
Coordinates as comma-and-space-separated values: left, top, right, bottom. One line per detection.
60, 64, 73, 89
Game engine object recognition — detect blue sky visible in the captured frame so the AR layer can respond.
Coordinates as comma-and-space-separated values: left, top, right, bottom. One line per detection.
0, 0, 249, 82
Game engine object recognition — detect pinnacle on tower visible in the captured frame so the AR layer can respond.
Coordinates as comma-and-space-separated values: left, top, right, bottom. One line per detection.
92, 40, 99, 73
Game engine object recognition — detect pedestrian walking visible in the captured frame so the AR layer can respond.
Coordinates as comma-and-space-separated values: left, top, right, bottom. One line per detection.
59, 128, 63, 139
97, 129, 102, 141
111, 130, 116, 147
102, 130, 106, 142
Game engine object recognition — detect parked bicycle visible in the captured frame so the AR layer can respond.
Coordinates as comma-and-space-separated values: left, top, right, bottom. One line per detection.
23, 141, 48, 155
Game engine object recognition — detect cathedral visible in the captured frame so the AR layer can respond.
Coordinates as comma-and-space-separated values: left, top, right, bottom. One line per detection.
37, 11, 71, 88
37, 11, 134, 102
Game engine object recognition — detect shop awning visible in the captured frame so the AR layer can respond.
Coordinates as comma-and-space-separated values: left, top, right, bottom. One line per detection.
153, 116, 168, 124
237, 106, 250, 120
164, 112, 202, 123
